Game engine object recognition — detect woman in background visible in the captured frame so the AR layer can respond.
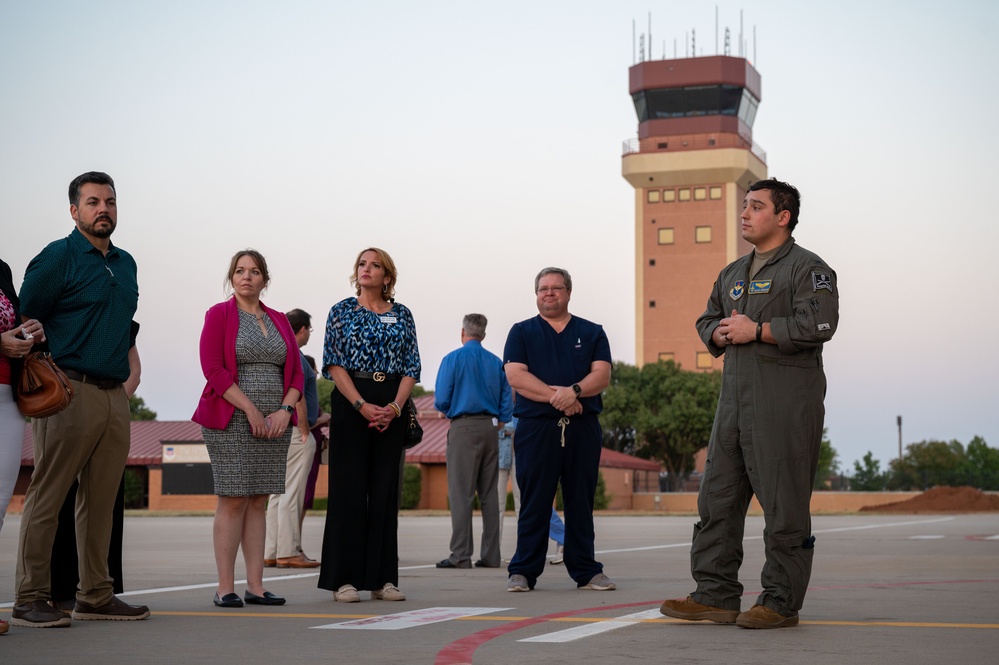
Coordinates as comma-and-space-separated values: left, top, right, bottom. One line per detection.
193, 250, 303, 608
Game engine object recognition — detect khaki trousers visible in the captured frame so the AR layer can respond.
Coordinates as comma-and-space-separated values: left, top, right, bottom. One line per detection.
265, 428, 316, 559
16, 381, 130, 605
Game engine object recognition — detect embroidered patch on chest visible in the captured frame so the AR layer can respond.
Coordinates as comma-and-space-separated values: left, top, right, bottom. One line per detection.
748, 280, 771, 294
729, 280, 745, 301
812, 272, 833, 293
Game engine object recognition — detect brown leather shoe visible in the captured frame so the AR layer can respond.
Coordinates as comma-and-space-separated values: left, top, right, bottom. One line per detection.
276, 553, 321, 568
736, 604, 799, 629
660, 595, 739, 624
72, 595, 150, 621
263, 559, 277, 568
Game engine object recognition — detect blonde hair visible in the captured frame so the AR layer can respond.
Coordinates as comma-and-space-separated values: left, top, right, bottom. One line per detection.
350, 247, 397, 301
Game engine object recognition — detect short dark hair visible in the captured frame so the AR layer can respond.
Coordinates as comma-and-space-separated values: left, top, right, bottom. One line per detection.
303, 354, 317, 372
69, 172, 115, 205
462, 313, 487, 339
748, 178, 801, 231
286, 308, 311, 332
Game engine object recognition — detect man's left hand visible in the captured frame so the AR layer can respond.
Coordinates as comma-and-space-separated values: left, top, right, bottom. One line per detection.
548, 385, 578, 412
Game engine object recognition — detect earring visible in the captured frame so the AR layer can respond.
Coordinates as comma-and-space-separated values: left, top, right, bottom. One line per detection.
382, 284, 388, 294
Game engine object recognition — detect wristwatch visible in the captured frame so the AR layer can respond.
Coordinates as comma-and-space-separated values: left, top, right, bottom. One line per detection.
571, 383, 582, 397
280, 405, 294, 414
353, 399, 365, 411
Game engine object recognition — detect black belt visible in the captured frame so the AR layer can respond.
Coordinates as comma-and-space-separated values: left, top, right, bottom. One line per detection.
350, 371, 401, 383
453, 413, 496, 421
63, 369, 122, 390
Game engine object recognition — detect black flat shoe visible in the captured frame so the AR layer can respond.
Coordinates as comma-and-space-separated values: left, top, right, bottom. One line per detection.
244, 591, 286, 606
214, 593, 243, 608
473, 560, 499, 568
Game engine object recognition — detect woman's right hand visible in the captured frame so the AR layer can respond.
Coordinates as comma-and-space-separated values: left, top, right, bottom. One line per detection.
20, 319, 45, 343
0, 328, 33, 359
246, 407, 269, 438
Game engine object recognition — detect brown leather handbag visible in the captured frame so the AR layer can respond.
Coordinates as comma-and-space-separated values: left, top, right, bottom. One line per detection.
17, 351, 74, 418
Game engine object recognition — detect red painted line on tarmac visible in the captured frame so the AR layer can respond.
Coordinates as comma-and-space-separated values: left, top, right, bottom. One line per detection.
965, 534, 999, 542
434, 600, 659, 665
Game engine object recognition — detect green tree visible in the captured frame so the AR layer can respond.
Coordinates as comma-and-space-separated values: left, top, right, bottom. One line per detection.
958, 436, 999, 490
851, 451, 884, 491
599, 360, 721, 491
888, 439, 964, 490
128, 395, 156, 420
814, 429, 840, 490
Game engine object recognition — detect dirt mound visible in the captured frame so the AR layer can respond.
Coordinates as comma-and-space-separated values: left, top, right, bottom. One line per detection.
860, 486, 999, 513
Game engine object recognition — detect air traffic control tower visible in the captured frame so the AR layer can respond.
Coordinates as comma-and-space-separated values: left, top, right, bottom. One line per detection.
622, 55, 767, 372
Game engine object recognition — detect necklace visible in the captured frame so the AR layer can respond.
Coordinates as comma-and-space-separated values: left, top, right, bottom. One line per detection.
239, 308, 265, 321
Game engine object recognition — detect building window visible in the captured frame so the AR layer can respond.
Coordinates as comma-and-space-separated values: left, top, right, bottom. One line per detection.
647, 189, 661, 204
649, 259, 656, 266
649, 300, 656, 308
657, 228, 674, 245
695, 226, 712, 243
696, 352, 714, 369
709, 186, 722, 200
663, 189, 676, 202
658, 352, 674, 363
678, 188, 691, 201
694, 187, 707, 200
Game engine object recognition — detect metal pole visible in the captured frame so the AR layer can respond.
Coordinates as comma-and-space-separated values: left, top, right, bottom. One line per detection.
897, 415, 902, 461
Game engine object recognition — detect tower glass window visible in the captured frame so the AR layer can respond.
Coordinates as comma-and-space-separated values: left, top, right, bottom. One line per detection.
647, 189, 661, 203
632, 84, 757, 126
657, 228, 674, 245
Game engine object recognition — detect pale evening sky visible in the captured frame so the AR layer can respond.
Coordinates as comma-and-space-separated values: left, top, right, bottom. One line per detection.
1, 0, 995, 471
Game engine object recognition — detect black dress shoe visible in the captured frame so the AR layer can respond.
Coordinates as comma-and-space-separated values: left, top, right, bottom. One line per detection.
244, 591, 286, 606
214, 593, 243, 608
474, 560, 499, 568
436, 558, 471, 569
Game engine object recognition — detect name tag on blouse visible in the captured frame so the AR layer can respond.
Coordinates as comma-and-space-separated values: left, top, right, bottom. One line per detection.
379, 315, 398, 324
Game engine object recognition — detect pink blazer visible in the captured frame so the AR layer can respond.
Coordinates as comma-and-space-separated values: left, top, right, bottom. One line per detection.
192, 297, 305, 430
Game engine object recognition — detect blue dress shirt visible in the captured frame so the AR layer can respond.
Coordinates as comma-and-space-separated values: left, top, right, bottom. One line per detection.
434, 339, 513, 422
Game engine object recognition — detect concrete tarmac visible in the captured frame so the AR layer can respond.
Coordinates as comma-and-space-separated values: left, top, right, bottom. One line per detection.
1, 512, 997, 664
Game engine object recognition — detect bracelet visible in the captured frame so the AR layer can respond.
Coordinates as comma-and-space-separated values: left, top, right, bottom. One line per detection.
756, 322, 763, 342
388, 401, 402, 417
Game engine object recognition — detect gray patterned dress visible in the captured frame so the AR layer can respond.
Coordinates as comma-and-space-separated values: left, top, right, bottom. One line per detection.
203, 310, 291, 496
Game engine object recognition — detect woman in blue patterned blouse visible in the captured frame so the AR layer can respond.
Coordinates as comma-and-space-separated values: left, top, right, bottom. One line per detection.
318, 247, 420, 603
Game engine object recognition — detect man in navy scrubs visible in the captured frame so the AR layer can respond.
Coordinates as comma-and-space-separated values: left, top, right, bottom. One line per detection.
502, 267, 613, 592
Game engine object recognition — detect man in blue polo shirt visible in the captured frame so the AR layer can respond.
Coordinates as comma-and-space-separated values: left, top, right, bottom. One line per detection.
503, 267, 613, 592
435, 314, 513, 569
12, 172, 149, 628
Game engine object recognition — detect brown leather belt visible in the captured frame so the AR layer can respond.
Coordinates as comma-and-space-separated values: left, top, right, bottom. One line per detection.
63, 369, 122, 390
350, 371, 401, 383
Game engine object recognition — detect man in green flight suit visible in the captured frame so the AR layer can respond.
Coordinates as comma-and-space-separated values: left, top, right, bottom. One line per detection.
660, 178, 838, 629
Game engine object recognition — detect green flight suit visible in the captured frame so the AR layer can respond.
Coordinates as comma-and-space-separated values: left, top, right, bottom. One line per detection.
691, 236, 838, 616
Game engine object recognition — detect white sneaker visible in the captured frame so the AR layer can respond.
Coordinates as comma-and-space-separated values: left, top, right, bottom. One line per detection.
371, 583, 405, 601
550, 544, 564, 565
334, 584, 360, 603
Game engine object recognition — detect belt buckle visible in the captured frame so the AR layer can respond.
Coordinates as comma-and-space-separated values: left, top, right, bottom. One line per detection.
372, 371, 386, 382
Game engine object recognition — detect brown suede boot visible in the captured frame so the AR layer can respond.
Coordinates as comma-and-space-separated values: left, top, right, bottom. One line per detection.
659, 595, 739, 624
735, 604, 799, 629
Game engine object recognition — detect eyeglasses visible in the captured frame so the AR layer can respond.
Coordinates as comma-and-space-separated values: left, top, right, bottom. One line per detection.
536, 286, 567, 294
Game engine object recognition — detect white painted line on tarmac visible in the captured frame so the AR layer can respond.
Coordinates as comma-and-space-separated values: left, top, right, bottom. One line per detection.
518, 608, 663, 643
313, 606, 512, 630
910, 535, 946, 539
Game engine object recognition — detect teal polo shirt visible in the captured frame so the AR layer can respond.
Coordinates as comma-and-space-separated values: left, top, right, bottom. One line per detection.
19, 228, 139, 382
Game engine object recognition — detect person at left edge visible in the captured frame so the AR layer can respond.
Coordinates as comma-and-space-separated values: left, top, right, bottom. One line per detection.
13, 172, 148, 627
193, 249, 304, 608
319, 247, 420, 604
434, 313, 513, 570
0, 258, 46, 636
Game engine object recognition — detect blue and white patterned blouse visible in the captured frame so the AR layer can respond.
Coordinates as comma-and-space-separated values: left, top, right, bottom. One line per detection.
322, 297, 421, 381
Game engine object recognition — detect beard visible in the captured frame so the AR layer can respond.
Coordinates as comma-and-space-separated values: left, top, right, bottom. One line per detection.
83, 215, 116, 238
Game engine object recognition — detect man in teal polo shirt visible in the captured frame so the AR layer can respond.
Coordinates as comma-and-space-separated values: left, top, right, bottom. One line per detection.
12, 172, 149, 628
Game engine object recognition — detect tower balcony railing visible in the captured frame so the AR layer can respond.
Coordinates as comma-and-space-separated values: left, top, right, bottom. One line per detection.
621, 135, 767, 164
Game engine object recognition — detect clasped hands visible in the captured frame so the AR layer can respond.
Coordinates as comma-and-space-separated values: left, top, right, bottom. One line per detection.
0, 319, 45, 359
548, 385, 582, 416
714, 309, 755, 347
247, 407, 292, 439
362, 402, 398, 433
